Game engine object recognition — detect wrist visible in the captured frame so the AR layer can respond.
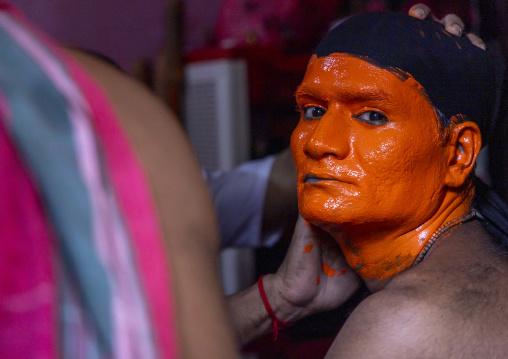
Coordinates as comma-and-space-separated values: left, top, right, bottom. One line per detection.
258, 274, 294, 340
260, 274, 307, 324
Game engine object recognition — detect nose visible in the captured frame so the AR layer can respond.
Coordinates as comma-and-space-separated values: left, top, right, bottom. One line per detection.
303, 109, 350, 160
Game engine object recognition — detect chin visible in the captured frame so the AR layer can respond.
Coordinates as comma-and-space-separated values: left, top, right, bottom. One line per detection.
298, 198, 386, 237
299, 204, 345, 231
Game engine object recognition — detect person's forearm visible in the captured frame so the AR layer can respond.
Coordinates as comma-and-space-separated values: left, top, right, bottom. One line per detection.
227, 274, 301, 345
227, 281, 274, 345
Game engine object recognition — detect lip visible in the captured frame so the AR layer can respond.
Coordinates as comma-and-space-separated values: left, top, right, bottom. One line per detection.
304, 174, 337, 184
303, 172, 352, 184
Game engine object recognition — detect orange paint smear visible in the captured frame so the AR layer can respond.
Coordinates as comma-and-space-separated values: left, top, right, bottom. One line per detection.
302, 244, 314, 253
323, 262, 336, 277
337, 269, 347, 276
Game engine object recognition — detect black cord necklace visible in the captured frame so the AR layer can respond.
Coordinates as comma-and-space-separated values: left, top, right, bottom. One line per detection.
412, 211, 477, 267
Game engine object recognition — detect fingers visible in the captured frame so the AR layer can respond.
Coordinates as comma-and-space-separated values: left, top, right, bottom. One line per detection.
409, 3, 432, 20
466, 33, 487, 50
441, 14, 486, 49
294, 215, 326, 238
292, 215, 311, 238
288, 215, 321, 252
442, 14, 465, 37
408, 4, 486, 50
410, 4, 465, 36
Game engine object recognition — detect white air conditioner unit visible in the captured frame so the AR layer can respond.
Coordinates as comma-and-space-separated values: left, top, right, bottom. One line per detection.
183, 59, 256, 296
184, 59, 250, 171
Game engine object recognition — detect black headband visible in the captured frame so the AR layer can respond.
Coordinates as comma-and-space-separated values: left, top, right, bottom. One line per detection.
313, 11, 502, 144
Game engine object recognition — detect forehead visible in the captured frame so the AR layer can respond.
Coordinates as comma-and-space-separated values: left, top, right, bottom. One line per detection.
297, 54, 429, 106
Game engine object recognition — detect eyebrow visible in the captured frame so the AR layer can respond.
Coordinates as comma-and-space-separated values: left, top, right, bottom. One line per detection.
295, 84, 396, 105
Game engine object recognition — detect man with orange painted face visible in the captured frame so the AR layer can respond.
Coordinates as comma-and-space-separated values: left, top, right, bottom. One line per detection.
228, 7, 508, 358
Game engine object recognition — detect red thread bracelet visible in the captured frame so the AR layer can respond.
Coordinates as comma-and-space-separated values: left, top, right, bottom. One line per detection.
257, 275, 293, 340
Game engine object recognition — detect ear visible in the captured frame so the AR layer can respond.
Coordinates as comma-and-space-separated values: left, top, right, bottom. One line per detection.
444, 121, 482, 188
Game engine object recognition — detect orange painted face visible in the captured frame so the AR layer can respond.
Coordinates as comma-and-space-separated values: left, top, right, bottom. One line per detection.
291, 54, 450, 277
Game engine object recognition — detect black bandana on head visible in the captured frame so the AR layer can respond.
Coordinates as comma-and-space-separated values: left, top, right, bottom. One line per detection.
313, 11, 502, 144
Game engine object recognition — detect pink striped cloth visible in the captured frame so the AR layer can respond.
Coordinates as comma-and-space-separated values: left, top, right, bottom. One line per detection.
0, 2, 179, 358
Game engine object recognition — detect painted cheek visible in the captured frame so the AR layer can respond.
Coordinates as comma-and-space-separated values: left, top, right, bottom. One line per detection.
357, 101, 441, 205
360, 134, 396, 162
357, 135, 408, 193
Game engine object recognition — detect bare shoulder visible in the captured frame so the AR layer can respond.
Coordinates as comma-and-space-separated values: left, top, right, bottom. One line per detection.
326, 283, 444, 358
65, 48, 218, 247
65, 49, 238, 358
327, 221, 508, 359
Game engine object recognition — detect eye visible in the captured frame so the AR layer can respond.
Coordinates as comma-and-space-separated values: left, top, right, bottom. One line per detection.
301, 106, 326, 121
353, 110, 388, 126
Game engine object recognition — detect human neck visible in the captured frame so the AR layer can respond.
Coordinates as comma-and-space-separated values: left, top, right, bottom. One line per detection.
332, 191, 473, 292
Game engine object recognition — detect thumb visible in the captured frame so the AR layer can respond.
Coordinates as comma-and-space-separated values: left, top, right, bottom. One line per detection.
290, 215, 322, 251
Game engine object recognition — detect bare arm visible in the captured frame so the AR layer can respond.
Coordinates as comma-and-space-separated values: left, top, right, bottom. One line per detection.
228, 216, 360, 345
227, 274, 280, 345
